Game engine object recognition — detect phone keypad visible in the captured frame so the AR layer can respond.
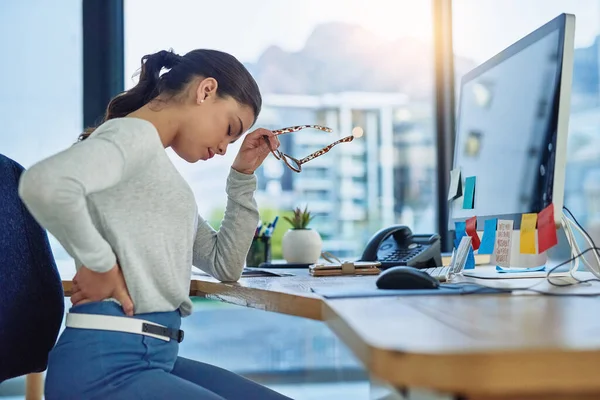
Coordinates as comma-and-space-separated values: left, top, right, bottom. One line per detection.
382, 244, 422, 262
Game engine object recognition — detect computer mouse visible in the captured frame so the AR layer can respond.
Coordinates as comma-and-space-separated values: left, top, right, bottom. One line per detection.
375, 266, 440, 290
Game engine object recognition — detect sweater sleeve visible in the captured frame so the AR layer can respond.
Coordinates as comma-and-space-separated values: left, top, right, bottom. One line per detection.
18, 118, 162, 273
192, 168, 259, 282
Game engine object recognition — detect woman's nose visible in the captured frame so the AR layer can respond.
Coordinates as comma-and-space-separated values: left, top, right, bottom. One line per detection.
216, 144, 227, 156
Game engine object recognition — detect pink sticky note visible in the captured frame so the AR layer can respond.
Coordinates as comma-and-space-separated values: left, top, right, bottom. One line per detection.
466, 216, 480, 251
538, 204, 558, 253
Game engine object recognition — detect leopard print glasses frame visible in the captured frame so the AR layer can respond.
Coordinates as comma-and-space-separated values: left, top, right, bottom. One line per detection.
263, 125, 356, 173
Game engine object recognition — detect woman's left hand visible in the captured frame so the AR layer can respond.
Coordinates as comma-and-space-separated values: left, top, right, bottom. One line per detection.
232, 128, 280, 175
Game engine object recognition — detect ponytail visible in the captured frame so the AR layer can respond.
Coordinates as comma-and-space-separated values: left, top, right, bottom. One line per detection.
77, 48, 261, 142
78, 49, 182, 141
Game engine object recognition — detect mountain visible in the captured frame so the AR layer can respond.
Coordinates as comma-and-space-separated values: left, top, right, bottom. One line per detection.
247, 21, 600, 106
245, 22, 477, 99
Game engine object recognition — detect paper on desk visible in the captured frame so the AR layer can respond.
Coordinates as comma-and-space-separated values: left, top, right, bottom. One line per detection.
466, 216, 481, 250
538, 204, 558, 253
192, 268, 294, 278
478, 218, 497, 255
520, 213, 538, 254
495, 265, 545, 273
447, 168, 462, 201
462, 176, 476, 209
495, 219, 514, 268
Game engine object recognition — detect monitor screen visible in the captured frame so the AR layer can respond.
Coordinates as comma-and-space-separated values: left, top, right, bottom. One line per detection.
449, 17, 569, 229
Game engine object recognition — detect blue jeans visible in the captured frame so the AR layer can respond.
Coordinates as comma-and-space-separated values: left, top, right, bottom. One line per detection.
45, 302, 291, 399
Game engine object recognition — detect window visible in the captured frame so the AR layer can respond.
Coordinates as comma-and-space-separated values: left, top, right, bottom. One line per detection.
0, 1, 81, 394
125, 0, 437, 253
452, 0, 600, 245
0, 0, 82, 272
125, 0, 436, 397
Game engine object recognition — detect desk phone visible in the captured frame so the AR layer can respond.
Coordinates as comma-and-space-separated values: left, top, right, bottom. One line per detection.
359, 225, 442, 270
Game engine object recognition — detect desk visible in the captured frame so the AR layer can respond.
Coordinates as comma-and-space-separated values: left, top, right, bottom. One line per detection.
189, 269, 377, 320
61, 268, 600, 400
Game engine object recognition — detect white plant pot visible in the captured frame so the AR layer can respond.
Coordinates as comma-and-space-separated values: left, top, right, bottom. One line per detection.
281, 228, 323, 264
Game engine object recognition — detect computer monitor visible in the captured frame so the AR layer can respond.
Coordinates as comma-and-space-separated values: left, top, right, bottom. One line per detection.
449, 13, 575, 232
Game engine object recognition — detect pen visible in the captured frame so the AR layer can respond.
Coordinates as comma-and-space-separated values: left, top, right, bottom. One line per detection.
254, 221, 262, 238
263, 216, 279, 238
263, 223, 272, 238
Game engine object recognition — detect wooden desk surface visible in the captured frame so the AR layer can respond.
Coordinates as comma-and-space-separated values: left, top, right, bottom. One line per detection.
189, 269, 378, 320
62, 268, 600, 399
324, 295, 600, 398
62, 267, 372, 320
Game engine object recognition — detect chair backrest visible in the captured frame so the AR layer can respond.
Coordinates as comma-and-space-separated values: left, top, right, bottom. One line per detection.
0, 154, 64, 382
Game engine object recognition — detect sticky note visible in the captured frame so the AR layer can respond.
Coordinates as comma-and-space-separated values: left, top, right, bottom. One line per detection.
495, 219, 514, 267
520, 213, 538, 254
448, 168, 462, 201
466, 216, 481, 250
537, 204, 558, 253
454, 221, 466, 248
478, 218, 497, 255
465, 246, 475, 270
462, 176, 476, 209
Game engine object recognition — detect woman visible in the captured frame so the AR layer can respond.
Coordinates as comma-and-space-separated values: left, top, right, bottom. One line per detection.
18, 48, 290, 399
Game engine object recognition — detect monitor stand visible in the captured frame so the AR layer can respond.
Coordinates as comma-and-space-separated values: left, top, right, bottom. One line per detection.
462, 226, 573, 280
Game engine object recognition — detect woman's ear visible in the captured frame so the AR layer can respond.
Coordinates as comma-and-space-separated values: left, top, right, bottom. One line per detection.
196, 77, 218, 105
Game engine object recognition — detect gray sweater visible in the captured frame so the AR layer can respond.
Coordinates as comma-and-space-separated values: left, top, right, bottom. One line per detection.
18, 117, 259, 317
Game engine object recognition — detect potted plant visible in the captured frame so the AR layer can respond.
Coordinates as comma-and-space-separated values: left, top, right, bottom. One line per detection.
281, 206, 323, 264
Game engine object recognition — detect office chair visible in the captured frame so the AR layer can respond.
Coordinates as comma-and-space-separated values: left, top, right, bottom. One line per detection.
0, 154, 64, 399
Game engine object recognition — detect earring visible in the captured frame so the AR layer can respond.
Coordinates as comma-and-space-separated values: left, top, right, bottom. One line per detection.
200, 99, 204, 104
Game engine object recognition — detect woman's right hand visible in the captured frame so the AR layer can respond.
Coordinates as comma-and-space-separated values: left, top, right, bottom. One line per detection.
70, 264, 134, 316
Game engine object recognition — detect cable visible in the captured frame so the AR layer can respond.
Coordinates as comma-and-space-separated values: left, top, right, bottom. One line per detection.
553, 219, 596, 283
563, 207, 600, 276
544, 208, 600, 286
556, 215, 585, 283
452, 208, 600, 296
563, 206, 599, 250
437, 207, 600, 297
561, 213, 592, 276
544, 246, 600, 287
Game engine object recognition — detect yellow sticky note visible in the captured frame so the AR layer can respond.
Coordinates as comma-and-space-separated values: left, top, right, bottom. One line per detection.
520, 213, 538, 254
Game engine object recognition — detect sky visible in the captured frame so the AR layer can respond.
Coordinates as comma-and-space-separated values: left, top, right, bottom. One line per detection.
124, 0, 433, 72
452, 0, 600, 62
125, 0, 600, 71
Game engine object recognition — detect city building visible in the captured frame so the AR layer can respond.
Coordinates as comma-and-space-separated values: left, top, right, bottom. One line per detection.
254, 92, 436, 257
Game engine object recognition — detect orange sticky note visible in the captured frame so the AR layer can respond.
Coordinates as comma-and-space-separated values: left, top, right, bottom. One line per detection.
520, 213, 538, 254
538, 204, 558, 253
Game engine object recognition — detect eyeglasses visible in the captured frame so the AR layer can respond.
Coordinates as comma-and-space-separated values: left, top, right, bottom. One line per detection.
264, 125, 359, 172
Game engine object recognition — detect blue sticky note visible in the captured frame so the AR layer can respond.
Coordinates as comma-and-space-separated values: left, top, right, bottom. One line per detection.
462, 176, 476, 209
454, 222, 466, 248
495, 266, 545, 273
465, 246, 476, 269
478, 218, 497, 255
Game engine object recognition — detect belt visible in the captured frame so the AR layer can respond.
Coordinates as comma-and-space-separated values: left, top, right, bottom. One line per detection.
65, 313, 185, 343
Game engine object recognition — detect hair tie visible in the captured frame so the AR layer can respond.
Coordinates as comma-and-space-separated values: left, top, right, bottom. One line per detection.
157, 49, 182, 69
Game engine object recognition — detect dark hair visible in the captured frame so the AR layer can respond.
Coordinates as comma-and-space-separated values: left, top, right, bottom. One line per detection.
78, 49, 262, 141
